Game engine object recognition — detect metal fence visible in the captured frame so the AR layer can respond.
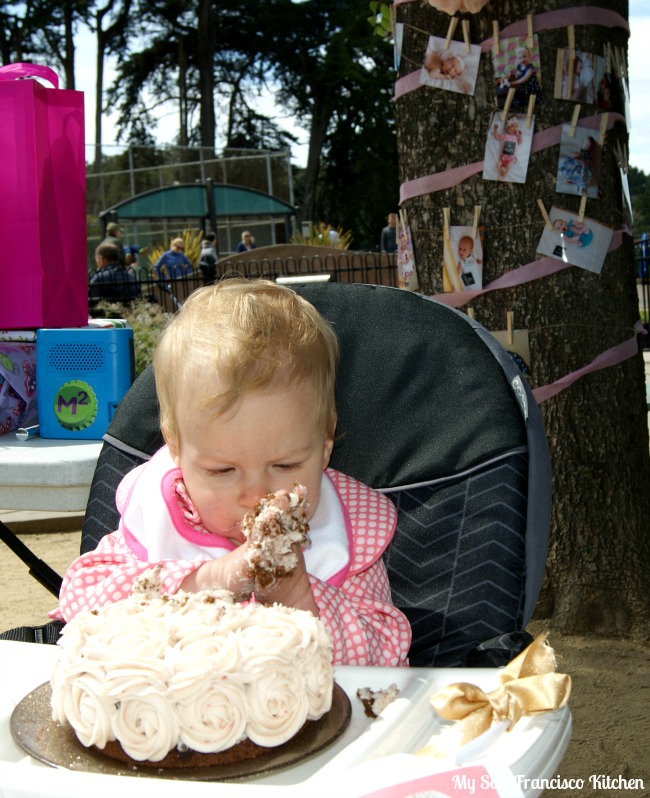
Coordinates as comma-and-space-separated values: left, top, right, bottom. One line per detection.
88, 251, 399, 315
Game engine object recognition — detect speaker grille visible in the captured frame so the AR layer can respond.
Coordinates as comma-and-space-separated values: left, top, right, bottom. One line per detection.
48, 343, 105, 372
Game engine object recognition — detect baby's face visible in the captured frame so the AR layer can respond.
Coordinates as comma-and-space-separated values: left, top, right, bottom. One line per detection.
554, 219, 568, 234
518, 49, 530, 65
442, 56, 462, 78
169, 382, 333, 543
458, 240, 473, 259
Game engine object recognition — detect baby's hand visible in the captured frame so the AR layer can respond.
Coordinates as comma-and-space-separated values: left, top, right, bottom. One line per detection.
181, 545, 255, 600
254, 546, 319, 616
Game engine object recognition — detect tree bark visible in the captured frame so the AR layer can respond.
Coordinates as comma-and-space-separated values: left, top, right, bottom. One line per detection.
197, 0, 216, 151
395, 0, 650, 638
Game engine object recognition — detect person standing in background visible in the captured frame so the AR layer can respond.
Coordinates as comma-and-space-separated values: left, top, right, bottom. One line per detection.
154, 238, 193, 279
102, 222, 126, 266
236, 231, 256, 253
198, 232, 218, 284
89, 243, 138, 303
380, 213, 398, 253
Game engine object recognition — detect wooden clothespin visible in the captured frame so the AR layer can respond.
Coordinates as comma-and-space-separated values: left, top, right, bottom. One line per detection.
461, 19, 471, 53
527, 14, 534, 49
616, 46, 627, 81
537, 199, 553, 231
467, 307, 475, 320
566, 28, 576, 102
445, 17, 458, 50
526, 94, 536, 129
443, 207, 451, 240
567, 26, 575, 56
578, 194, 587, 223
613, 140, 628, 172
501, 87, 516, 121
492, 21, 500, 55
568, 104, 581, 137
599, 112, 609, 145
471, 205, 481, 239
604, 42, 612, 73
507, 311, 515, 347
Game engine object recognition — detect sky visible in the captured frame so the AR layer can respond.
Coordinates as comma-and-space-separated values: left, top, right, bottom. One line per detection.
74, 3, 650, 173
627, 1, 650, 173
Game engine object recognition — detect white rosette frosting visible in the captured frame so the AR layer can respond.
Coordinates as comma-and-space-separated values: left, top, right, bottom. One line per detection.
243, 656, 309, 746
168, 627, 241, 675
111, 690, 180, 762
51, 569, 334, 760
80, 615, 172, 662
169, 672, 248, 753
54, 673, 116, 749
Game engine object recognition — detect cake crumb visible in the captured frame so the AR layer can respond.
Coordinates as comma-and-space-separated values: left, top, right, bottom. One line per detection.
356, 684, 400, 718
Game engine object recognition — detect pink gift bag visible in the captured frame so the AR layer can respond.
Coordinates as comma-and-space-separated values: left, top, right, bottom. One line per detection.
0, 62, 87, 329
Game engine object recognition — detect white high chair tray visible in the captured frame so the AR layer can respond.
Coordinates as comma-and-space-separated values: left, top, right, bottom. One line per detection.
0, 640, 571, 798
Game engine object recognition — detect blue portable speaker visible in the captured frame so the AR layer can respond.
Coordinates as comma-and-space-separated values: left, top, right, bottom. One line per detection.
36, 327, 135, 439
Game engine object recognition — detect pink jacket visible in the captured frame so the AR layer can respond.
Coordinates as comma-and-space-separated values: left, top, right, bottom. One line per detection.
54, 449, 411, 667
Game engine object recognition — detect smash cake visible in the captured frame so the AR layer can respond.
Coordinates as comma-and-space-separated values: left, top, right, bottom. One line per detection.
50, 485, 335, 766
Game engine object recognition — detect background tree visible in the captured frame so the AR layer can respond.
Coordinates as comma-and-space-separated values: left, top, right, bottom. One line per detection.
394, 0, 650, 638
91, 0, 133, 170
629, 166, 650, 233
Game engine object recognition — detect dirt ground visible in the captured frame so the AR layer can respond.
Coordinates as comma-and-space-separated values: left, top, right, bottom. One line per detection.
1, 530, 648, 797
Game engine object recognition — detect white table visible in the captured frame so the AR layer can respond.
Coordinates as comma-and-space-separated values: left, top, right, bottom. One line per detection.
0, 640, 572, 798
0, 437, 102, 512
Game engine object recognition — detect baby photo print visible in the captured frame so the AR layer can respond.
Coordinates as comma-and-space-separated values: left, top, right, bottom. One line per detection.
556, 126, 602, 198
492, 35, 544, 111
483, 112, 534, 184
420, 36, 481, 96
554, 49, 606, 105
536, 206, 613, 274
443, 226, 483, 291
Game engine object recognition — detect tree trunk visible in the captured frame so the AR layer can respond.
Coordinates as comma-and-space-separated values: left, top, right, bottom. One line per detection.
197, 0, 216, 151
395, 0, 650, 638
301, 94, 332, 224
93, 19, 106, 173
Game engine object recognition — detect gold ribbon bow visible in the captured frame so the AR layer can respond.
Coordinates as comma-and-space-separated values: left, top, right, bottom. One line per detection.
419, 634, 571, 757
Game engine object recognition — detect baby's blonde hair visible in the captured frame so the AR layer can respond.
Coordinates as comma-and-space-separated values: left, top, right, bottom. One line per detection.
154, 279, 339, 448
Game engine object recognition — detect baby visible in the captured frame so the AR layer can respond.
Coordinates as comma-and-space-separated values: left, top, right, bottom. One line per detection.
493, 116, 522, 180
553, 217, 593, 247
457, 235, 482, 288
54, 279, 411, 667
424, 50, 465, 80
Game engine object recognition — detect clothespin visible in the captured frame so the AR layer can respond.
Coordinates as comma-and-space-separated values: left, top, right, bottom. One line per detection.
501, 87, 515, 121
567, 26, 575, 57
461, 19, 471, 53
443, 207, 451, 240
527, 14, 534, 49
467, 307, 475, 320
445, 17, 458, 50
613, 141, 628, 172
471, 205, 481, 239
537, 199, 553, 231
507, 311, 514, 347
526, 94, 536, 129
492, 21, 500, 55
564, 28, 576, 103
578, 195, 587, 223
398, 208, 409, 238
568, 104, 581, 137
616, 46, 627, 81
599, 112, 609, 145
604, 42, 612, 73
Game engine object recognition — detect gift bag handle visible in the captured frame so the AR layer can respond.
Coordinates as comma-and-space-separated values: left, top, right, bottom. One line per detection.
0, 62, 58, 89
